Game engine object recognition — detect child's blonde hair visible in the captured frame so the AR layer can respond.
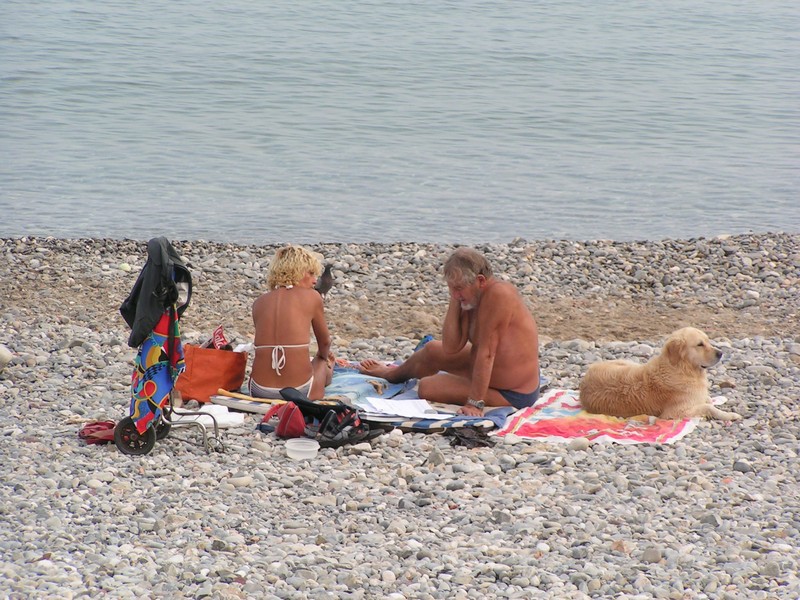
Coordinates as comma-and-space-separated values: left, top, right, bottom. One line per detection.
267, 245, 322, 289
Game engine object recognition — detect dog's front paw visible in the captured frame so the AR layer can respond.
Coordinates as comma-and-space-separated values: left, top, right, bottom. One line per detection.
721, 411, 742, 421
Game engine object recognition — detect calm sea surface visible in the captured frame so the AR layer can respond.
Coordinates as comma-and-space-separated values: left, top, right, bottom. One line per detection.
1, 0, 798, 244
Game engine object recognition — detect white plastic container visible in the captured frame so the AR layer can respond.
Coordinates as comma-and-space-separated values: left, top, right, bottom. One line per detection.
285, 438, 320, 460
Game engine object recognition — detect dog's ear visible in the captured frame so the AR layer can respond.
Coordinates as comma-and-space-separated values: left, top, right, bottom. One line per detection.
663, 336, 685, 366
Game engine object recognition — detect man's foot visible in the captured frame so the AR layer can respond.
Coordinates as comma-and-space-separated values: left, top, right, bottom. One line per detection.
357, 359, 399, 381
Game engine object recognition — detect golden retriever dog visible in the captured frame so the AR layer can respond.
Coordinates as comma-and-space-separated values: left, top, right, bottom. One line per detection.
579, 327, 741, 421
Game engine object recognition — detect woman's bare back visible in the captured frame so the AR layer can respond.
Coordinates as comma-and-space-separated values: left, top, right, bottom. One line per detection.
250, 287, 328, 388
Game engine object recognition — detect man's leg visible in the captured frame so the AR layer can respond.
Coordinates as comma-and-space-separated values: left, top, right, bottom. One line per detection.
417, 372, 471, 404
418, 372, 512, 408
358, 341, 471, 383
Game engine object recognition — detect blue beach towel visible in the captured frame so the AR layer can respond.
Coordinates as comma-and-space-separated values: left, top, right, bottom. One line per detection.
328, 363, 520, 431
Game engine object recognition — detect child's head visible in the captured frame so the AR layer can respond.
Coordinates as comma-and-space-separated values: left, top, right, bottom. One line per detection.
267, 245, 323, 289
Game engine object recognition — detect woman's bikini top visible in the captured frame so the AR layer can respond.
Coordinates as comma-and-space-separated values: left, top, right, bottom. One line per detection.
253, 343, 309, 376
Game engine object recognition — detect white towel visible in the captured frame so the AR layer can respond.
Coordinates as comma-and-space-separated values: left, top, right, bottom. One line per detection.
171, 404, 245, 428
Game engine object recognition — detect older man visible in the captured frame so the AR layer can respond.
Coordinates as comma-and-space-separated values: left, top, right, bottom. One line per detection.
358, 247, 540, 416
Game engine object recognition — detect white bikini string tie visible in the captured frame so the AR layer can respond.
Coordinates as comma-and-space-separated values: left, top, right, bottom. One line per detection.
271, 346, 287, 376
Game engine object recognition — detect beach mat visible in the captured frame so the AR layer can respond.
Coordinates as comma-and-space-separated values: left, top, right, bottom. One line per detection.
210, 393, 280, 414
208, 364, 413, 414
326, 364, 509, 431
210, 364, 511, 431
324, 365, 416, 405
362, 405, 513, 432
494, 389, 703, 444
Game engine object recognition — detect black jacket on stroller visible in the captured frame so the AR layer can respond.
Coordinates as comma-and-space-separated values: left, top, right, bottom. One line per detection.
120, 237, 192, 348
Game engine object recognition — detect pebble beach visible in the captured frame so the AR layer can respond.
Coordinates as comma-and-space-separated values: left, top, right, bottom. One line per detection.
1, 233, 799, 599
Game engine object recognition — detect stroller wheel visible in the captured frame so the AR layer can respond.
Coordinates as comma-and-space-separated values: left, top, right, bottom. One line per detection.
156, 409, 171, 440
114, 416, 156, 455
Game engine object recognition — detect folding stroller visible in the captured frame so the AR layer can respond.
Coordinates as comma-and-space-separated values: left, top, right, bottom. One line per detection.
116, 237, 223, 455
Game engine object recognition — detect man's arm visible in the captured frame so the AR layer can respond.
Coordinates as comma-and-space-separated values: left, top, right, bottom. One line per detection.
441, 296, 469, 355
468, 286, 514, 402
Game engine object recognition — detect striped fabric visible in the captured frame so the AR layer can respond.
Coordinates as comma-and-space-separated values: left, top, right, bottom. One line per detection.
495, 389, 699, 444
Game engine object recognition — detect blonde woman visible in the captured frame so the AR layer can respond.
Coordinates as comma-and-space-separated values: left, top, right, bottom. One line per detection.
249, 245, 334, 400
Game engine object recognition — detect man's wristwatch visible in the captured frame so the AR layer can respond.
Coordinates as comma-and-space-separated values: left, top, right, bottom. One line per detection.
466, 398, 485, 410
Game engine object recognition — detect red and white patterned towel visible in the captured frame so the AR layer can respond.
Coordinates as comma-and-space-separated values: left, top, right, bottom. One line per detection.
494, 389, 702, 444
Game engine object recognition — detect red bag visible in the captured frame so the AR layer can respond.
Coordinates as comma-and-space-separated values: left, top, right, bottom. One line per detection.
262, 402, 307, 438
78, 420, 117, 445
175, 344, 247, 403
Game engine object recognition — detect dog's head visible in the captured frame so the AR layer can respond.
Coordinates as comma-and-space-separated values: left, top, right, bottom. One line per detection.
663, 327, 722, 371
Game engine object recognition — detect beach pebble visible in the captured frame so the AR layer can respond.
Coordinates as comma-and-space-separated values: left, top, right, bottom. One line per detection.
567, 437, 591, 451
0, 344, 12, 372
642, 546, 663, 564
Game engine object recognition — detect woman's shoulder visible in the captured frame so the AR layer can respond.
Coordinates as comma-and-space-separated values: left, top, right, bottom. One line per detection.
282, 286, 324, 309
255, 286, 321, 304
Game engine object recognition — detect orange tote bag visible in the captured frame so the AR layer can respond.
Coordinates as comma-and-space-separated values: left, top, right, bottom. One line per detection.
175, 344, 247, 402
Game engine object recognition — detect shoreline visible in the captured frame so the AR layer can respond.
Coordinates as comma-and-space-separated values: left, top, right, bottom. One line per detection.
3, 229, 798, 247
1, 233, 799, 597
2, 225, 797, 247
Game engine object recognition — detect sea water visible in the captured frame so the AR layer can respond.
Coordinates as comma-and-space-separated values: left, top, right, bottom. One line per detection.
1, 0, 798, 243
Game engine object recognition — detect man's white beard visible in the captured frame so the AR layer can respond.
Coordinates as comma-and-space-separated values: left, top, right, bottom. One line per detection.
460, 301, 475, 311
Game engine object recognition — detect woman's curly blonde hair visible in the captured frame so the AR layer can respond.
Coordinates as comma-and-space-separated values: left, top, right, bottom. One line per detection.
267, 245, 322, 289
